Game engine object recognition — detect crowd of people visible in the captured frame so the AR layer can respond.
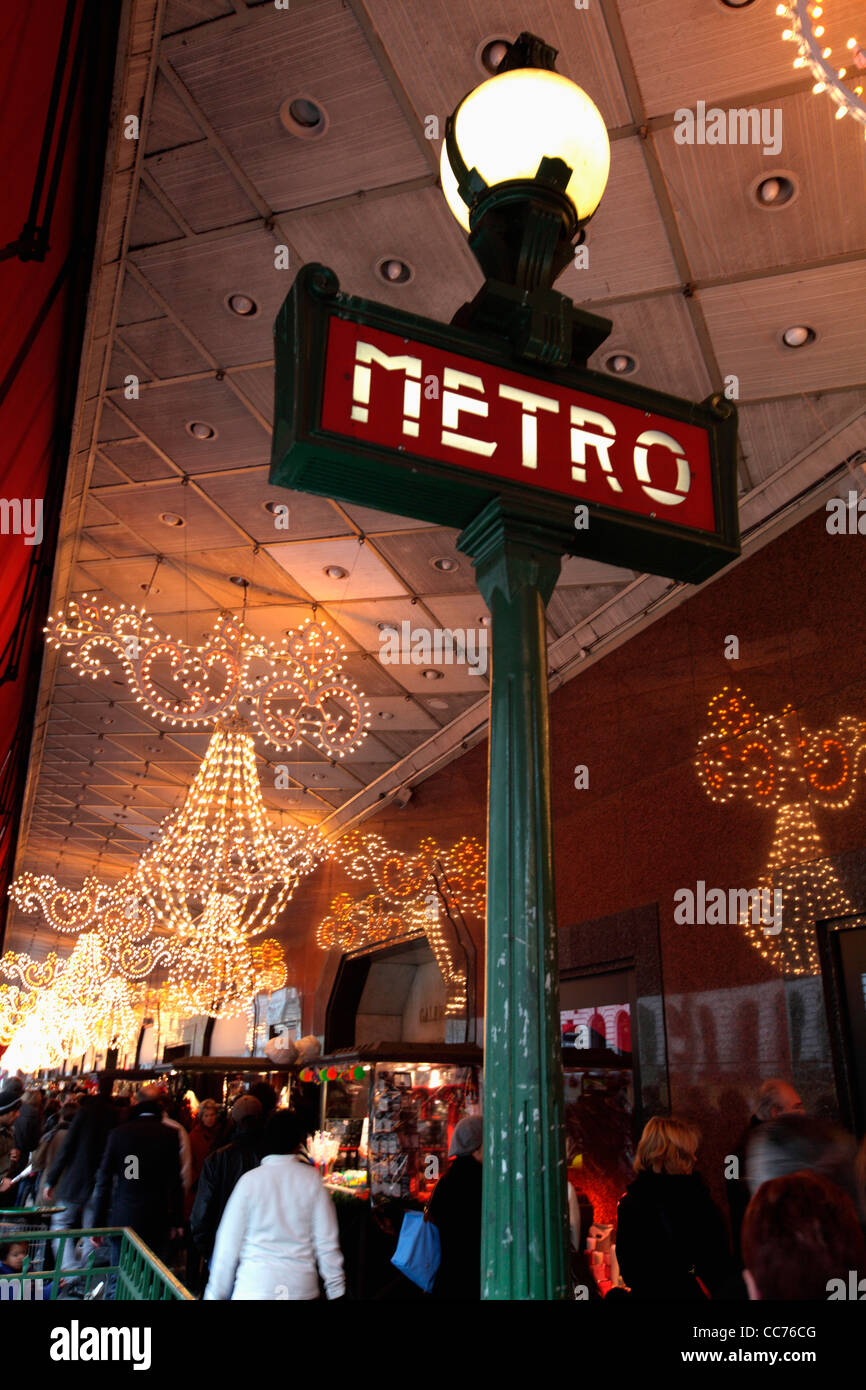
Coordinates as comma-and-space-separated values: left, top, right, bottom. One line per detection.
1, 1070, 864, 1300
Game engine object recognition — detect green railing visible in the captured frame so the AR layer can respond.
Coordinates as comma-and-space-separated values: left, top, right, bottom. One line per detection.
0, 1225, 193, 1301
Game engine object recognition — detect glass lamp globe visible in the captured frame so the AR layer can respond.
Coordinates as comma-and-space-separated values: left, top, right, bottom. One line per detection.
440, 67, 610, 232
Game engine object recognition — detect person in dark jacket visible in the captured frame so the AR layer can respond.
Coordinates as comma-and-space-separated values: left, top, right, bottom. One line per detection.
190, 1094, 263, 1264
44, 1092, 118, 1265
87, 1094, 183, 1264
0, 1079, 24, 1208
10, 1089, 44, 1202
726, 1078, 803, 1264
426, 1114, 483, 1300
615, 1115, 732, 1300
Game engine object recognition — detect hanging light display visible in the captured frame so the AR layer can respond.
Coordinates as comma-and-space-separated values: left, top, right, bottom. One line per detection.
44, 598, 370, 756
777, 2, 866, 133
318, 833, 485, 1016
9, 601, 371, 1026
695, 686, 866, 975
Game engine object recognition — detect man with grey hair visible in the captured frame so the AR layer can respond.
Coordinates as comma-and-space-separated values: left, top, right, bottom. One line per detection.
745, 1113, 858, 1207
726, 1078, 803, 1263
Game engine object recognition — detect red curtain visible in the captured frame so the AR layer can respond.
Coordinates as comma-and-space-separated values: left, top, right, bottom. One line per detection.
0, 0, 118, 944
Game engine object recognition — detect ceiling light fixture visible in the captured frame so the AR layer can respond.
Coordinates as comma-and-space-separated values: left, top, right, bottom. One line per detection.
422, 668, 444, 680
750, 172, 798, 208
323, 565, 348, 579
604, 352, 637, 375
280, 95, 328, 139
431, 556, 459, 572
376, 257, 413, 285
229, 575, 249, 587
781, 324, 817, 347
187, 421, 216, 440
477, 37, 512, 74
777, 2, 866, 134
226, 293, 258, 317
159, 512, 185, 527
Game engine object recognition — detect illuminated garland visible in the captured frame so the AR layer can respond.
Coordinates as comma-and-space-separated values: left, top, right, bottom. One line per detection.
696, 687, 866, 975
778, 1, 866, 132
45, 599, 370, 757
318, 834, 486, 1016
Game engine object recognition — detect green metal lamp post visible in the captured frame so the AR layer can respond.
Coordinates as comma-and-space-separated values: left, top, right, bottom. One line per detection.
441, 32, 611, 1298
268, 29, 739, 1304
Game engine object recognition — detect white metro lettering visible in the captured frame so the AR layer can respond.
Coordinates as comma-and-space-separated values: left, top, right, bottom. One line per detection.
441, 367, 497, 456
633, 429, 690, 507
570, 406, 622, 493
351, 342, 422, 437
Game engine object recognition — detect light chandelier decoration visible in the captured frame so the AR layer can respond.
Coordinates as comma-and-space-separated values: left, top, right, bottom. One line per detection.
318, 833, 486, 1016
44, 597, 370, 756
8, 600, 372, 1025
778, 1, 866, 133
696, 687, 866, 975
0, 949, 61, 1044
1, 933, 141, 1072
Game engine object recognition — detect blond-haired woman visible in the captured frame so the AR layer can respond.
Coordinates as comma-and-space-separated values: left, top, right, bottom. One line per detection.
614, 1116, 731, 1299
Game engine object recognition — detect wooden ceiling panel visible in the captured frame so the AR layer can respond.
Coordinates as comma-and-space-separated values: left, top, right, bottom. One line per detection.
132, 227, 289, 369
75, 554, 218, 614
144, 69, 207, 155
97, 482, 243, 554
617, 0, 815, 115
557, 136, 679, 303
283, 185, 481, 328
699, 262, 866, 398
738, 392, 866, 488
587, 293, 714, 399
115, 377, 270, 473
166, 0, 429, 210
654, 92, 866, 282
371, 528, 472, 596
145, 142, 260, 233
359, 0, 632, 130
129, 183, 186, 249
98, 438, 176, 483
118, 316, 208, 378
162, 0, 234, 38
197, 468, 351, 542
266, 535, 410, 600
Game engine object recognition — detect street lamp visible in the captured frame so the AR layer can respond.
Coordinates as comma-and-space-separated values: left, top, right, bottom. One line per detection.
441, 32, 612, 365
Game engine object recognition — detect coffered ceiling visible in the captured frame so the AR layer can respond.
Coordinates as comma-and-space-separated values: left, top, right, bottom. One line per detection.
7, 0, 866, 951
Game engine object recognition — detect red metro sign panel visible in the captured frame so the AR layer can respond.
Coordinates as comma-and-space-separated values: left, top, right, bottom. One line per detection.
271, 265, 739, 583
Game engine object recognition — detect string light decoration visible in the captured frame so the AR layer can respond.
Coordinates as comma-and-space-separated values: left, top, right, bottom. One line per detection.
156, 893, 287, 1019
45, 598, 371, 756
0, 950, 61, 1044
778, 1, 866, 133
2, 933, 142, 1071
318, 834, 486, 1016
696, 687, 866, 975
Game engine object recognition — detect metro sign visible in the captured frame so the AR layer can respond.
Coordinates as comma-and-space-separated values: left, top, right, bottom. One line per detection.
271, 264, 739, 582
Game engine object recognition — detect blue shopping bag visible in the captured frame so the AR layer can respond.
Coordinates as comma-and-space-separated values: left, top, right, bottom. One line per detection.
391, 1210, 441, 1293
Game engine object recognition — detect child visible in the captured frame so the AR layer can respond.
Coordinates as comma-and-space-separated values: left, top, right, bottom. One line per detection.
0, 1241, 52, 1299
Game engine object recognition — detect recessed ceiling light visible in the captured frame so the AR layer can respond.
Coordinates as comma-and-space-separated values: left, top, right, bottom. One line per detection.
377, 621, 397, 631
422, 668, 444, 680
476, 37, 511, 74
229, 575, 249, 587
99, 717, 114, 725
478, 615, 490, 627
428, 698, 449, 710
717, 0, 756, 7
749, 172, 798, 210
431, 556, 459, 573
605, 352, 637, 375
324, 565, 348, 580
781, 325, 816, 348
310, 772, 327, 782
187, 421, 216, 440
146, 744, 162, 753
139, 583, 160, 593
377, 710, 395, 719
280, 95, 328, 139
159, 512, 185, 527
376, 257, 413, 285
226, 293, 258, 317
263, 500, 285, 515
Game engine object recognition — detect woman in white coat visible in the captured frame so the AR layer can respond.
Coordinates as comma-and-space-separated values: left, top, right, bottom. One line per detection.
203, 1110, 345, 1300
